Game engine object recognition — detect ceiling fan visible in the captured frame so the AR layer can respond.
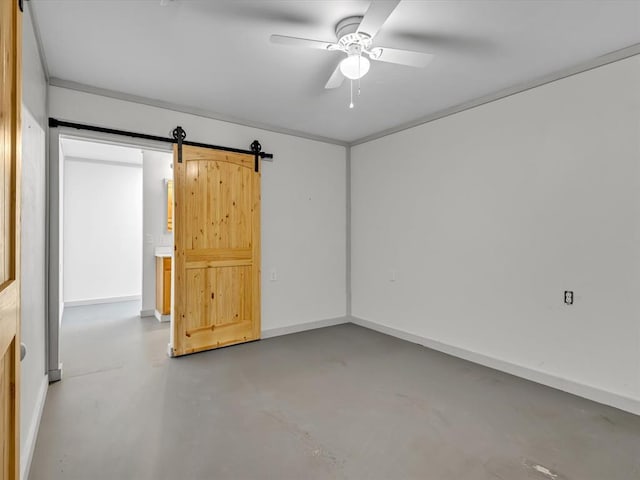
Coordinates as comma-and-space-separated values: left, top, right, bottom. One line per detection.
270, 0, 433, 108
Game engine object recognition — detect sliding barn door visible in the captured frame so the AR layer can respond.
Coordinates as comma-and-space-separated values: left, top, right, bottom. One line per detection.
0, 0, 21, 478
172, 145, 260, 356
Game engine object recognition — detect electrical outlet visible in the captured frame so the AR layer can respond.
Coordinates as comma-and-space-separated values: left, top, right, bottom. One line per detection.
270, 270, 277, 282
564, 291, 574, 305
390, 270, 397, 282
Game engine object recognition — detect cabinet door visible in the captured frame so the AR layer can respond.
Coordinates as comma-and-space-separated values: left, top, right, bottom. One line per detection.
155, 257, 163, 313
163, 259, 171, 315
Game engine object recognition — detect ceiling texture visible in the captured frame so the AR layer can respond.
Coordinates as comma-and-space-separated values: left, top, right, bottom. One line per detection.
31, 0, 640, 144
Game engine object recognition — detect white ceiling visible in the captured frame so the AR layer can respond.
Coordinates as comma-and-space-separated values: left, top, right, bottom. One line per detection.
32, 1, 640, 143
61, 138, 143, 165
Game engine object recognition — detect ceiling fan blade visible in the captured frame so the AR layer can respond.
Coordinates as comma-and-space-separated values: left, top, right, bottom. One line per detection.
357, 0, 401, 38
325, 63, 345, 89
270, 35, 336, 51
370, 47, 434, 68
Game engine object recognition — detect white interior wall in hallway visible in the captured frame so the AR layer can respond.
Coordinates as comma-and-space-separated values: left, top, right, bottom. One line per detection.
352, 54, 640, 414
63, 157, 143, 305
49, 86, 347, 331
141, 150, 173, 315
20, 5, 49, 480
58, 143, 64, 322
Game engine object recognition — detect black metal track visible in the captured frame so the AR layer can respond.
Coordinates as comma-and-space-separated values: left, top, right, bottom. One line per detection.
48, 118, 274, 167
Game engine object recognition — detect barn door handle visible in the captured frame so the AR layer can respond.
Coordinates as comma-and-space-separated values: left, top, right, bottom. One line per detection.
20, 343, 26, 361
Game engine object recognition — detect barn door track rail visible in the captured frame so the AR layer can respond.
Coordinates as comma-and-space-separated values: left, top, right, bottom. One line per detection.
49, 118, 273, 172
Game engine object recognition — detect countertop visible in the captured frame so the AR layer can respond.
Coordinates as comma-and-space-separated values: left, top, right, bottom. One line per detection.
154, 246, 173, 258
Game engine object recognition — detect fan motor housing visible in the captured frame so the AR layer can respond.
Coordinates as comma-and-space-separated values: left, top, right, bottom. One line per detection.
335, 16, 371, 50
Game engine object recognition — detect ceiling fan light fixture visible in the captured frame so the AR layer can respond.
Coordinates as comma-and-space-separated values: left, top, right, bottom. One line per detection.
340, 54, 370, 80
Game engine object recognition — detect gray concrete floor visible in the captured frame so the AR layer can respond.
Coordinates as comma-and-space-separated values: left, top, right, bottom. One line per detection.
29, 301, 640, 480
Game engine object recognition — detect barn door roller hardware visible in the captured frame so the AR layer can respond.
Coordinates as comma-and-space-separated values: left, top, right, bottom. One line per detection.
48, 118, 274, 170
172, 126, 186, 164
251, 140, 263, 172
171, 126, 273, 171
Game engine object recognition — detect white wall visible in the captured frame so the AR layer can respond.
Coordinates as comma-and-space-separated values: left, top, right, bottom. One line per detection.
49, 86, 347, 331
57, 142, 64, 322
63, 157, 143, 304
21, 5, 48, 480
352, 55, 640, 414
141, 150, 173, 314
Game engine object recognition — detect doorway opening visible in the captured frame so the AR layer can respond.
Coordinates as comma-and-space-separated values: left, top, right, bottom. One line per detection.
56, 135, 173, 377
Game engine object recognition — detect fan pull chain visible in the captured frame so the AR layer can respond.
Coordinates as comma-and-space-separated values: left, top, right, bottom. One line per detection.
358, 55, 362, 96
349, 79, 354, 109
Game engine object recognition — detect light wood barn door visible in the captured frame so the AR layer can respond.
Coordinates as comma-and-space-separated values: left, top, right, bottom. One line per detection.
0, 0, 21, 478
172, 145, 260, 356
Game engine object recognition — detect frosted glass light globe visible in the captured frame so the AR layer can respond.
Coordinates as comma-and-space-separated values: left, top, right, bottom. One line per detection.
340, 54, 370, 80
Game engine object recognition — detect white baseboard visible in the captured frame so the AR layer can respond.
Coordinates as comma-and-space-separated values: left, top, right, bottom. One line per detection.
154, 310, 171, 323
64, 295, 141, 307
350, 316, 640, 416
21, 374, 48, 480
140, 309, 155, 318
261, 316, 348, 339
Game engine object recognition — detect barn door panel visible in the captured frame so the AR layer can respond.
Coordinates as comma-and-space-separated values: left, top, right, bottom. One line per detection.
173, 145, 260, 356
